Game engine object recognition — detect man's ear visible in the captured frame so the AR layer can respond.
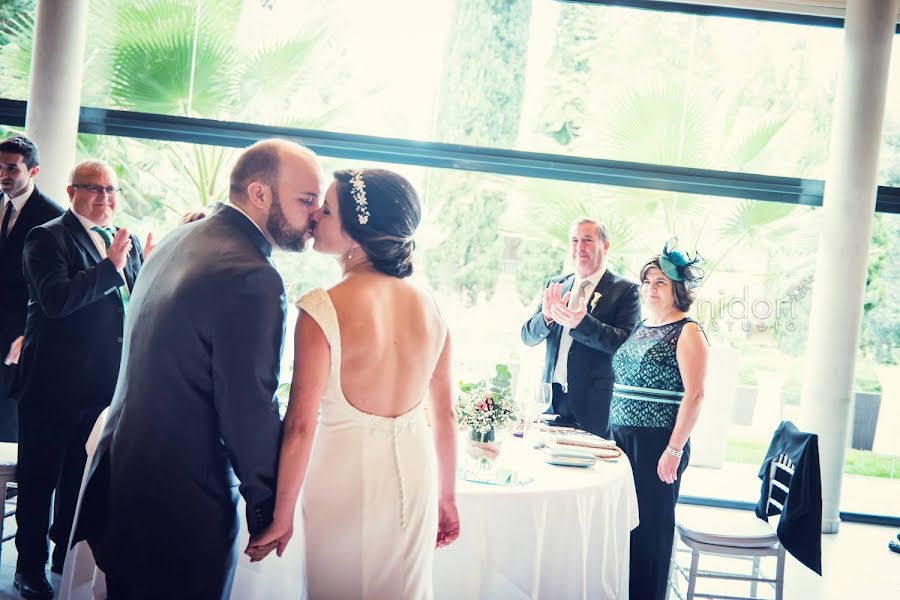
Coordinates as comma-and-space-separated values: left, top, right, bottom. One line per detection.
28, 165, 40, 179
246, 181, 269, 209
65, 186, 75, 202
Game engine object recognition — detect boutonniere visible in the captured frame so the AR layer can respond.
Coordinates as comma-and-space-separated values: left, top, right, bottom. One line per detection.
590, 292, 602, 311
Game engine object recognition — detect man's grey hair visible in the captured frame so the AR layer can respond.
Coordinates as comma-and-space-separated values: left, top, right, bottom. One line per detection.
570, 217, 609, 243
69, 160, 116, 183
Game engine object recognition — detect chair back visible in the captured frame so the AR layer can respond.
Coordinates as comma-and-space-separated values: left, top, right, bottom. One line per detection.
765, 452, 795, 516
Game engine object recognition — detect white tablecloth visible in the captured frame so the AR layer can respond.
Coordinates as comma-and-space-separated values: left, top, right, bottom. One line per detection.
433, 438, 639, 600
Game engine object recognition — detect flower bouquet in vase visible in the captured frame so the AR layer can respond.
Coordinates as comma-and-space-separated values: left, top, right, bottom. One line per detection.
456, 364, 518, 472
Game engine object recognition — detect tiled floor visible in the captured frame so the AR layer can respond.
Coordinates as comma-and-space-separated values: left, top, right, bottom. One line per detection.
0, 507, 896, 598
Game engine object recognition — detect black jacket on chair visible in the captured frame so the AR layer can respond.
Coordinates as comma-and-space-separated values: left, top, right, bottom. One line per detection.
73, 204, 285, 600
17, 209, 142, 425
755, 420, 822, 575
521, 270, 640, 437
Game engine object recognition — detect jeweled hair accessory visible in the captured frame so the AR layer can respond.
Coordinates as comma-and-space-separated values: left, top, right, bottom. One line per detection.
349, 169, 369, 225
658, 237, 704, 288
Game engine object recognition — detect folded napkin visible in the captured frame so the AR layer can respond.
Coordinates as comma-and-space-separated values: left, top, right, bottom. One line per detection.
556, 433, 618, 450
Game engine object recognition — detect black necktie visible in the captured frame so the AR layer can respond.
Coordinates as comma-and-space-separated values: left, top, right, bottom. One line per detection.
0, 200, 13, 250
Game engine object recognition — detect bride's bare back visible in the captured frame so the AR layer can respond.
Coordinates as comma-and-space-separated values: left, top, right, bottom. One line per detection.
327, 271, 446, 418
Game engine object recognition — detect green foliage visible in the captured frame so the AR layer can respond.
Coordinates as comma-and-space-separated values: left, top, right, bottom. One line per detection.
424, 0, 532, 303
515, 239, 564, 306
0, 8, 33, 98
727, 438, 897, 479
859, 214, 900, 365
537, 3, 599, 148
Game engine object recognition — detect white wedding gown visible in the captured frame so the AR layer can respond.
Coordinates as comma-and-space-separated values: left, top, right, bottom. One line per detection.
60, 288, 438, 600
296, 288, 438, 599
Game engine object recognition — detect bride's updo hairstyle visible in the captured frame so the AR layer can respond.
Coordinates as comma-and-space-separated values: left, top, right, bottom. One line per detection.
333, 168, 421, 279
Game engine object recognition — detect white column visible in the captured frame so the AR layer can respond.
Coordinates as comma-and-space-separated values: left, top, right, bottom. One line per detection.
800, 0, 898, 534
24, 0, 90, 201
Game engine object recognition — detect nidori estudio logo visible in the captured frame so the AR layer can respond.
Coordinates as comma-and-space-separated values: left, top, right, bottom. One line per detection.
697, 276, 813, 333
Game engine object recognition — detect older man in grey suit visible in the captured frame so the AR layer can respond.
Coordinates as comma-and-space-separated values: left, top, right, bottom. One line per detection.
73, 139, 322, 600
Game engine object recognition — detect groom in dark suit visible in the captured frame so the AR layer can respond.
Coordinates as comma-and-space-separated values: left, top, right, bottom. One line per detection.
15, 160, 144, 599
0, 135, 64, 442
522, 218, 640, 438
74, 139, 322, 600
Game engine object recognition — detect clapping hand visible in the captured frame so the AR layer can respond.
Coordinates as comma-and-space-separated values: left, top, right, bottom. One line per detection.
541, 283, 566, 324
143, 232, 155, 258
245, 519, 293, 562
436, 498, 460, 549
107, 228, 132, 270
549, 290, 587, 329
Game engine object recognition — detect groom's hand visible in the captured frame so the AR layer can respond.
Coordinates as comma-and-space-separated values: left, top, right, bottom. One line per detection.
245, 539, 279, 562
246, 520, 294, 562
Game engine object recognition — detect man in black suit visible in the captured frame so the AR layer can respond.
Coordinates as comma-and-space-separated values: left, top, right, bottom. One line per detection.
0, 135, 64, 442
521, 218, 640, 438
74, 139, 322, 600
14, 160, 145, 600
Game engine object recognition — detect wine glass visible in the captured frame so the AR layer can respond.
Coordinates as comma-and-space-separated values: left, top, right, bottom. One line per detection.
522, 383, 553, 442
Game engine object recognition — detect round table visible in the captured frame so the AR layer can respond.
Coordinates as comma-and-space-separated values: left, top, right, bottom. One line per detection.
433, 437, 639, 600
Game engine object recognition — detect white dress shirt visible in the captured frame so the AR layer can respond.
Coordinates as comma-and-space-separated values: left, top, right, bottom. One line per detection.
0, 180, 34, 236
72, 210, 129, 291
553, 267, 606, 389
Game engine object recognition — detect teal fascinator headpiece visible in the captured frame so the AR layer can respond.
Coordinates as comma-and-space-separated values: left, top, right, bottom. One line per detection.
658, 238, 704, 288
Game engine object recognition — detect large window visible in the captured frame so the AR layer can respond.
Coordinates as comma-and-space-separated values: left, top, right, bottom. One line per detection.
2, 0, 898, 520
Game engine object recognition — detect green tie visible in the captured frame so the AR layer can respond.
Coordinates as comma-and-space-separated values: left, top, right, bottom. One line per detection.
91, 226, 130, 310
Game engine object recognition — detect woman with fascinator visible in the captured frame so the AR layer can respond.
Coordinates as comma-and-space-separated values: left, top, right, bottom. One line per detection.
245, 169, 460, 598
608, 240, 709, 600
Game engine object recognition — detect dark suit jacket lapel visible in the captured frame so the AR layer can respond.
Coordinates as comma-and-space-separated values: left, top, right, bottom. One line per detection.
62, 210, 103, 265
588, 270, 615, 317
122, 235, 139, 289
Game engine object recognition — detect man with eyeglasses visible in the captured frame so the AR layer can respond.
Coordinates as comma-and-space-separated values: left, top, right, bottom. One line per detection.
0, 135, 64, 446
14, 160, 149, 600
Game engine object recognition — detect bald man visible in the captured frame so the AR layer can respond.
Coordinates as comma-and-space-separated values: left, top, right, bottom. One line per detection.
74, 139, 323, 599
15, 161, 145, 599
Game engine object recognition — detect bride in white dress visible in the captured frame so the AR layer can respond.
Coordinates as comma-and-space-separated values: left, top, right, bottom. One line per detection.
246, 168, 460, 599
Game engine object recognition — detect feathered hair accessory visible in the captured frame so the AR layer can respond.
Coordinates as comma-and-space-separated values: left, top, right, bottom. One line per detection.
658, 237, 704, 288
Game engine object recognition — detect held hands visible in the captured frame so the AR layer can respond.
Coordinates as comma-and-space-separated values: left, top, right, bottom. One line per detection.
657, 450, 681, 485
3, 336, 23, 366
436, 498, 460, 549
245, 517, 294, 562
107, 228, 132, 270
549, 288, 587, 329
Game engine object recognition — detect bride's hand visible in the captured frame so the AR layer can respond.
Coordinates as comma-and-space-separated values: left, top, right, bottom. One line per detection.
435, 498, 460, 549
245, 519, 294, 562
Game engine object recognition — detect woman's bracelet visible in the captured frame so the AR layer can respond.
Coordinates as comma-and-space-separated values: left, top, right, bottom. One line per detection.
665, 445, 684, 458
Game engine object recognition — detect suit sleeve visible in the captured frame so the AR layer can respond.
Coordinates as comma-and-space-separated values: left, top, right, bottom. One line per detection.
211, 267, 285, 536
23, 226, 124, 319
521, 278, 559, 346
569, 281, 640, 354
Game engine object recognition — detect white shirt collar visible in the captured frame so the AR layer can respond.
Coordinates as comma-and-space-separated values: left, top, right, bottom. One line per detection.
225, 202, 266, 237
575, 266, 606, 288
2, 180, 34, 212
72, 209, 106, 235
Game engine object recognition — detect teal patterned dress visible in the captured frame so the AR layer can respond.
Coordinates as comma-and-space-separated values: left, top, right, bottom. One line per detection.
609, 317, 700, 600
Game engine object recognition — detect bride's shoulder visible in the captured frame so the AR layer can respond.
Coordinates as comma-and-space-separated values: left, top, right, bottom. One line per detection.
294, 287, 331, 311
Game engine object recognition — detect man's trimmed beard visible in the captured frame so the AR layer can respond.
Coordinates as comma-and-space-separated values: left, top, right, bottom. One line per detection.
266, 186, 308, 252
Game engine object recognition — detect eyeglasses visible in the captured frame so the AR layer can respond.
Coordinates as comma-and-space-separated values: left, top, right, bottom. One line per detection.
71, 184, 121, 196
